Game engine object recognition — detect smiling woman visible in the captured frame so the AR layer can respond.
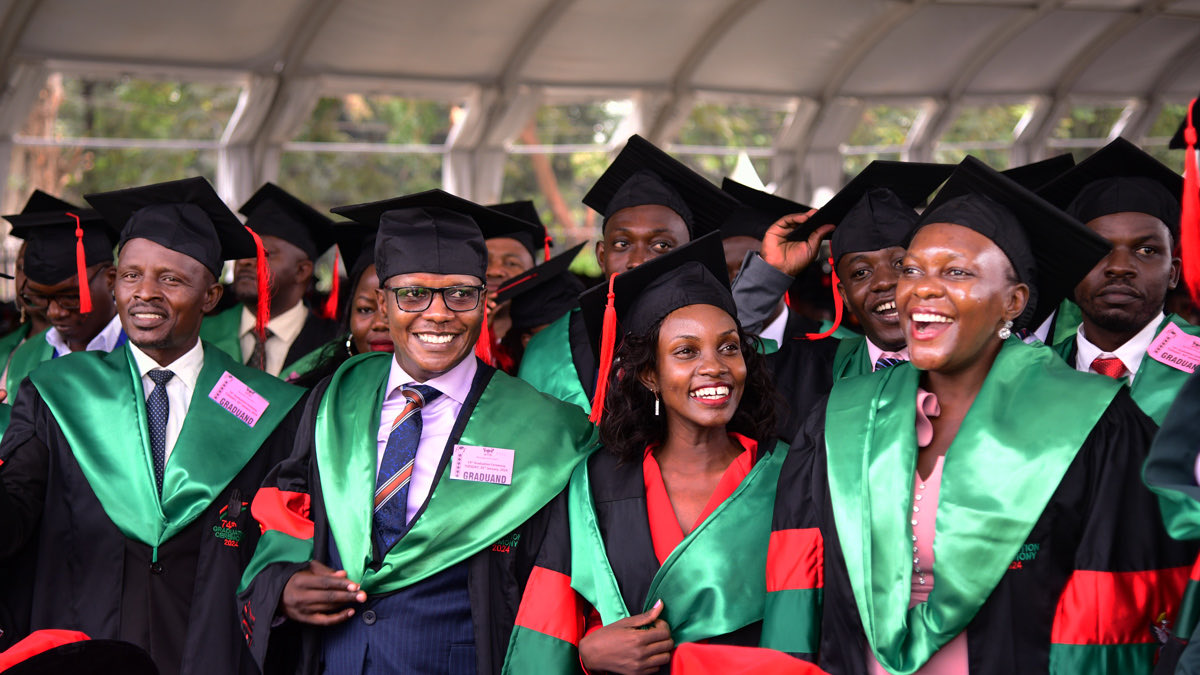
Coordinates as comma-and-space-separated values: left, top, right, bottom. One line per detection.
763, 156, 1197, 675
503, 234, 804, 675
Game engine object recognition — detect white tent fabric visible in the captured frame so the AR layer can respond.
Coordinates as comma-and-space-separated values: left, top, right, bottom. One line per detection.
0, 0, 1197, 206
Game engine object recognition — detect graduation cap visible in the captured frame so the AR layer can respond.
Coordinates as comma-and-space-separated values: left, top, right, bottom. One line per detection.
487, 200, 552, 261
2, 202, 116, 308
578, 232, 733, 422
332, 189, 529, 366
1000, 154, 1076, 191
1037, 137, 1182, 240
494, 241, 587, 332
19, 189, 78, 216
917, 155, 1112, 329
332, 222, 379, 288
582, 135, 738, 237
239, 183, 335, 261
796, 160, 953, 243
719, 178, 812, 241
1171, 94, 1200, 305
0, 630, 159, 675
85, 176, 272, 338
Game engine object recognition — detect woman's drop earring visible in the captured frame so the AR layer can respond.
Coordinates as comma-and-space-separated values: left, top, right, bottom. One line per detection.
998, 319, 1013, 340
654, 390, 660, 417
344, 333, 354, 357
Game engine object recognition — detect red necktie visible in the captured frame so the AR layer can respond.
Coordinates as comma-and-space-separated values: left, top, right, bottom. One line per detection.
1090, 356, 1128, 380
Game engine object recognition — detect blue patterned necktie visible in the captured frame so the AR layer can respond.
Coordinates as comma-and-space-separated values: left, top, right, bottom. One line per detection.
873, 353, 908, 371
146, 369, 176, 496
373, 384, 442, 553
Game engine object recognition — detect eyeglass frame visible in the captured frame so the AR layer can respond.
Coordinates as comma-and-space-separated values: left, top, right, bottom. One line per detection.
19, 265, 109, 311
381, 284, 487, 313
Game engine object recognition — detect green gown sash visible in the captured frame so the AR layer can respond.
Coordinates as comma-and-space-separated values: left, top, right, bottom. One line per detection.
1052, 314, 1199, 424
315, 352, 598, 594
5, 328, 51, 403
29, 343, 303, 557
832, 336, 871, 381
1051, 299, 1084, 347
517, 309, 590, 411
567, 441, 786, 644
281, 341, 334, 382
824, 339, 1120, 674
0, 323, 30, 371
198, 305, 243, 363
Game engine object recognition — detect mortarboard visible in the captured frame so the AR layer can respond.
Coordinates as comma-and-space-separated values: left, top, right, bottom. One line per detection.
86, 177, 270, 336
1038, 137, 1182, 240
794, 160, 953, 243
3, 204, 116, 294
719, 178, 811, 241
578, 232, 733, 422
494, 241, 587, 331
239, 183, 335, 261
583, 135, 738, 237
332, 221, 379, 288
486, 200, 552, 261
1000, 154, 1076, 192
917, 156, 1111, 329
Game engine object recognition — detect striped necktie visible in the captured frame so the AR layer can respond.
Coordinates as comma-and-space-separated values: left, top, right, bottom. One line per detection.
373, 384, 442, 553
874, 352, 908, 371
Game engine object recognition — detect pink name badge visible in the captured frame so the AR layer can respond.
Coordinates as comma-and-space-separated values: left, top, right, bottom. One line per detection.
450, 445, 514, 485
208, 371, 270, 427
1147, 323, 1200, 374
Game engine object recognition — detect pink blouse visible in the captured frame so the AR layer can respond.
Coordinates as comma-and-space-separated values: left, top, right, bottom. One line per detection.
867, 389, 968, 675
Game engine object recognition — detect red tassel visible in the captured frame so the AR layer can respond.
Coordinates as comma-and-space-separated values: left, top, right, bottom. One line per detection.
244, 226, 273, 341
804, 258, 842, 340
321, 251, 340, 320
1182, 97, 1200, 307
66, 212, 92, 314
588, 273, 619, 424
475, 299, 494, 366
543, 234, 553, 263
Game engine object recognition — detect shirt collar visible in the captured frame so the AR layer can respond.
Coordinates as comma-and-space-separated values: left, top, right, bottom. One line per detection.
385, 353, 478, 407
866, 337, 909, 371
1076, 311, 1165, 377
129, 339, 206, 393
239, 301, 310, 343
45, 312, 124, 355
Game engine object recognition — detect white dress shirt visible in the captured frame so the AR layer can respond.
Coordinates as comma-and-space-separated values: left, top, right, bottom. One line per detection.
238, 301, 309, 376
130, 340, 206, 464
45, 312, 125, 356
378, 355, 478, 523
759, 305, 790, 349
1074, 311, 1164, 380
866, 337, 909, 372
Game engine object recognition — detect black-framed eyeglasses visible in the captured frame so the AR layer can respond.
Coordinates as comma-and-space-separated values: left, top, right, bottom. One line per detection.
384, 285, 486, 313
20, 266, 106, 311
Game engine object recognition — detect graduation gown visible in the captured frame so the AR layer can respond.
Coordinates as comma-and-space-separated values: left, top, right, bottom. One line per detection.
198, 305, 340, 377
515, 308, 595, 411
0, 323, 30, 386
1052, 313, 1200, 424
763, 314, 839, 442
0, 342, 305, 675
236, 352, 599, 675
503, 438, 787, 674
764, 339, 1196, 675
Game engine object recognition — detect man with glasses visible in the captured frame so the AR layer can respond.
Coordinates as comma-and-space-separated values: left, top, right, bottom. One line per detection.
237, 190, 598, 675
2, 203, 123, 403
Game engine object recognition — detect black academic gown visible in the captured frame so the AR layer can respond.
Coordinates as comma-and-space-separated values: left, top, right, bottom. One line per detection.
238, 365, 554, 675
284, 312, 340, 371
0, 366, 304, 675
763, 311, 838, 442
778, 390, 1195, 674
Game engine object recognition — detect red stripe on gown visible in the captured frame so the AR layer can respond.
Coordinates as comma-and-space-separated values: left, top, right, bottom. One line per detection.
514, 566, 587, 644
1050, 566, 1191, 644
249, 487, 314, 539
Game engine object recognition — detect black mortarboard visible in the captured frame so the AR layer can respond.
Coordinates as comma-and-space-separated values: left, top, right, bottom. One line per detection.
494, 242, 587, 331
797, 160, 953, 242
482, 200, 549, 260
86, 177, 257, 277
578, 232, 734, 422
917, 156, 1111, 329
333, 189, 517, 283
332, 221, 378, 287
1169, 95, 1197, 150
0, 635, 159, 675
239, 182, 335, 261
719, 178, 811, 241
19, 189, 77, 216
830, 189, 919, 265
1001, 154, 1076, 191
3, 204, 116, 286
1038, 137, 1182, 240
583, 135, 737, 237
